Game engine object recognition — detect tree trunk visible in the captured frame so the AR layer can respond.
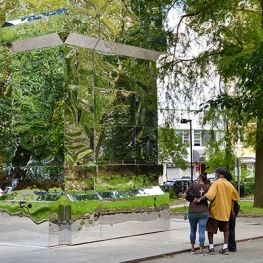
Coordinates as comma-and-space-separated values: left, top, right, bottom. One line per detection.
253, 0, 263, 207
254, 121, 263, 207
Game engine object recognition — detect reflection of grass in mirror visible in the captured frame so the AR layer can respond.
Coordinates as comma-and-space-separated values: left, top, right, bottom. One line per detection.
0, 201, 51, 222
71, 200, 100, 218
29, 204, 50, 221
0, 194, 169, 223
102, 195, 169, 212
170, 201, 263, 216
102, 199, 142, 212
0, 201, 20, 213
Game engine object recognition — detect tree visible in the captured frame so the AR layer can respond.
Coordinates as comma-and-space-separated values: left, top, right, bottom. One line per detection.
201, 44, 263, 207
158, 127, 188, 170
161, 1, 263, 207
203, 140, 236, 174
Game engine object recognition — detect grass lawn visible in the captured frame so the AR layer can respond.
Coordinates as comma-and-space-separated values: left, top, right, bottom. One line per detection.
170, 200, 263, 217
238, 200, 263, 216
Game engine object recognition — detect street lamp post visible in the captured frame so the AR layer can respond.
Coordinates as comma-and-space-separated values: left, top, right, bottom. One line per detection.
181, 119, 193, 183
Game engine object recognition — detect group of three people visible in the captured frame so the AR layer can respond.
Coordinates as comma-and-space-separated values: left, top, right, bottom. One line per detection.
183, 167, 239, 256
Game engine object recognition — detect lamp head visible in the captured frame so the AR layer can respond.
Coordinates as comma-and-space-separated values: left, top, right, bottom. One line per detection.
180, 119, 188, 124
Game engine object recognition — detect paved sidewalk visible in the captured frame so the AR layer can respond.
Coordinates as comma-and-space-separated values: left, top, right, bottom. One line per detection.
0, 215, 262, 263
142, 237, 263, 263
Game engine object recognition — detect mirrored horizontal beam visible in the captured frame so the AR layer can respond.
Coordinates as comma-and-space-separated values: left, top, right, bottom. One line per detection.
8, 33, 63, 53
8, 33, 163, 61
65, 33, 163, 62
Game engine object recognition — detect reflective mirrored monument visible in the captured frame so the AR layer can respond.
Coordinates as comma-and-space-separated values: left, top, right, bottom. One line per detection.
0, 0, 169, 246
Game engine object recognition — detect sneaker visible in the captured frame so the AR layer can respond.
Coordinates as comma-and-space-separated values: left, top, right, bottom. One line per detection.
199, 252, 205, 256
219, 248, 229, 255
206, 248, 215, 255
191, 250, 196, 255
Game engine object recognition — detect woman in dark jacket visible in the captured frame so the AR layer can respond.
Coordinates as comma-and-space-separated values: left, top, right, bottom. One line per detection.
183, 173, 210, 256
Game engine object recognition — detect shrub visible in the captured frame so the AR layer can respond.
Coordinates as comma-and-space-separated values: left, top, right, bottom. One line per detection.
169, 188, 176, 199
244, 182, 255, 196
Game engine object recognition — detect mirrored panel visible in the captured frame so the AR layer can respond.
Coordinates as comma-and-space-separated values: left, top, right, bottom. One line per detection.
4, 166, 64, 192
0, 0, 167, 247
0, 99, 12, 167
94, 53, 135, 91
99, 188, 169, 239
65, 45, 94, 86
11, 46, 64, 169
97, 126, 136, 164
0, 192, 54, 247
130, 58, 158, 128
0, 44, 11, 174
64, 165, 96, 192
0, 45, 12, 97
135, 126, 158, 164
65, 85, 94, 165
70, 197, 102, 244
8, 46, 65, 191
64, 45, 94, 165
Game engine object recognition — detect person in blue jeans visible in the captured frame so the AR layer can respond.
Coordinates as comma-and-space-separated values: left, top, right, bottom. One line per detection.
183, 173, 210, 256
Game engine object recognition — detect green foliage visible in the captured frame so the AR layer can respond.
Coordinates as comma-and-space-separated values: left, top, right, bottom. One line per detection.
238, 165, 254, 184
160, 0, 263, 138
203, 140, 236, 173
0, 194, 7, 200
168, 188, 176, 199
244, 182, 255, 196
160, 0, 263, 207
158, 127, 188, 169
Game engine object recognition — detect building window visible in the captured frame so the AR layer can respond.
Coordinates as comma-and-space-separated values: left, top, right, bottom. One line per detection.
182, 130, 190, 144
202, 131, 210, 145
176, 129, 217, 147
202, 130, 216, 145
194, 130, 201, 146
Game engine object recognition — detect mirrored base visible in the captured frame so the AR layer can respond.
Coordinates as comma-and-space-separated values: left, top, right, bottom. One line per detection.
0, 187, 170, 247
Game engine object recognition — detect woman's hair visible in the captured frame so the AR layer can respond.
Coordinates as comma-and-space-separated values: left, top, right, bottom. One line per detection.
199, 172, 207, 183
224, 170, 232, 181
215, 167, 232, 181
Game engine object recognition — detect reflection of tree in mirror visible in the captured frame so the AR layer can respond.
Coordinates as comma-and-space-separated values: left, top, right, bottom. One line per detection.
12, 47, 64, 168
0, 0, 172, 193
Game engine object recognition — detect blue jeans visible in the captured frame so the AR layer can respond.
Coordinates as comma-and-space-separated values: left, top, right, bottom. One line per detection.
188, 212, 209, 246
